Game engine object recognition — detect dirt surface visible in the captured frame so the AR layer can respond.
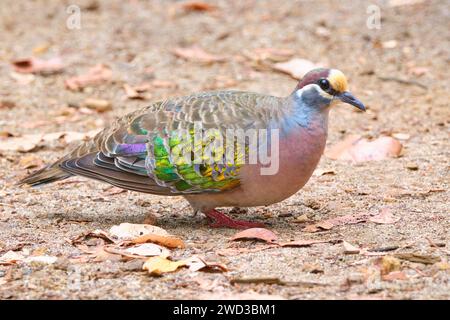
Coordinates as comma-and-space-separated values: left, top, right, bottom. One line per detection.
0, 0, 449, 299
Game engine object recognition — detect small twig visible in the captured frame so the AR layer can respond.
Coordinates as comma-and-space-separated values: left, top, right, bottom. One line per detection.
368, 246, 399, 252
377, 76, 428, 90
230, 277, 327, 287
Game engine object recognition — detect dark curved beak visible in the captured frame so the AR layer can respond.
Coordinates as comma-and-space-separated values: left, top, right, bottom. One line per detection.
338, 91, 365, 111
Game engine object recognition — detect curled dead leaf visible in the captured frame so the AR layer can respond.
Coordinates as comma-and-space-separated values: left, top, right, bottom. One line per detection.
109, 223, 169, 240
83, 98, 112, 112
172, 46, 226, 64
343, 241, 361, 254
272, 58, 321, 79
185, 256, 228, 272
303, 212, 370, 233
12, 57, 64, 74
181, 1, 217, 12
369, 208, 400, 224
65, 64, 112, 91
230, 228, 278, 243
325, 135, 403, 163
127, 233, 185, 249
124, 243, 170, 257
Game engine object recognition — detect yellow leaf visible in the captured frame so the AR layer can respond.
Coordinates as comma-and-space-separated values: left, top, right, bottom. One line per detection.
143, 256, 187, 276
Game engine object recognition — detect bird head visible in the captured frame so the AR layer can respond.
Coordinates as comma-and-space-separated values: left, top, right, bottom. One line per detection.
293, 68, 365, 112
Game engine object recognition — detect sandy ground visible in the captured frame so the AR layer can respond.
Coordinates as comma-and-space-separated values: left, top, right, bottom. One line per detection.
0, 0, 449, 299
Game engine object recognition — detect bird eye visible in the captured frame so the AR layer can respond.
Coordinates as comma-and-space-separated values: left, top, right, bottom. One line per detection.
318, 78, 330, 91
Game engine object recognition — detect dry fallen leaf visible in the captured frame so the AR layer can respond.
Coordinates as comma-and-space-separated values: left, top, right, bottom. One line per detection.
83, 98, 112, 112
109, 223, 169, 240
0, 250, 57, 265
123, 84, 150, 100
343, 241, 361, 254
293, 214, 310, 223
230, 227, 278, 243
172, 46, 226, 63
185, 256, 228, 272
369, 208, 400, 224
12, 57, 64, 74
124, 243, 170, 257
272, 58, 320, 79
1, 130, 99, 153
0, 134, 43, 152
65, 64, 112, 91
313, 168, 336, 176
127, 233, 185, 249
181, 1, 216, 12
303, 212, 370, 233
325, 135, 403, 163
0, 100, 15, 109
143, 256, 187, 276
0, 250, 25, 265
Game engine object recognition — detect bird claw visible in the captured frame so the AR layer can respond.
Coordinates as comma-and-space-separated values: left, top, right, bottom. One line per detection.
205, 209, 264, 229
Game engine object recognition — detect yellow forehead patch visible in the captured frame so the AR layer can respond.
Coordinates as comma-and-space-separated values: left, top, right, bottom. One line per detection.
328, 69, 348, 93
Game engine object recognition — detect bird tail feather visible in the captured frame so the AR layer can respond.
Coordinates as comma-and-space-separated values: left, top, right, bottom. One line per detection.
17, 162, 72, 186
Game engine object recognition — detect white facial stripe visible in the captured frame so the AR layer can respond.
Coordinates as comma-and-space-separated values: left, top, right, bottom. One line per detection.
296, 83, 332, 100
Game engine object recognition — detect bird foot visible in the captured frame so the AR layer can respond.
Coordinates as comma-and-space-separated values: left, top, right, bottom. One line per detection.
204, 209, 264, 229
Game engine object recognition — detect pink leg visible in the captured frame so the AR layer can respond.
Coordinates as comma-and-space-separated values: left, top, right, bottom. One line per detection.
204, 209, 265, 229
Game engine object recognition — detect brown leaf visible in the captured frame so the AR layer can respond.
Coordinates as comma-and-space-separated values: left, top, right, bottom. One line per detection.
272, 58, 320, 79
65, 64, 112, 91
123, 84, 150, 100
369, 208, 400, 224
172, 46, 226, 63
83, 98, 112, 112
0, 100, 15, 109
12, 57, 64, 74
313, 168, 336, 176
143, 256, 187, 276
78, 244, 122, 262
127, 233, 185, 249
0, 250, 24, 265
185, 256, 228, 272
325, 135, 403, 163
230, 227, 278, 243
181, 1, 216, 12
292, 214, 310, 223
303, 212, 370, 233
